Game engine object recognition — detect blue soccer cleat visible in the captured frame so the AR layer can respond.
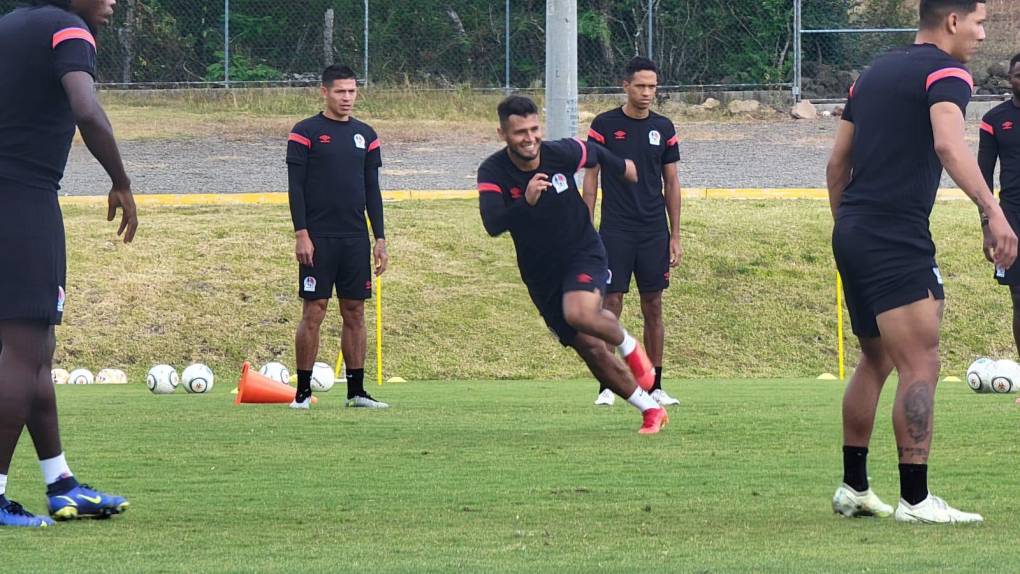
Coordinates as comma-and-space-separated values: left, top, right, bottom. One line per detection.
0, 497, 55, 528
47, 482, 129, 521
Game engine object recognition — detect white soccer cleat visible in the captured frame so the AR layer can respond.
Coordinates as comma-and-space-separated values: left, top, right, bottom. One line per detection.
289, 398, 311, 410
894, 495, 983, 524
594, 389, 616, 406
832, 483, 894, 518
651, 389, 680, 406
346, 395, 389, 409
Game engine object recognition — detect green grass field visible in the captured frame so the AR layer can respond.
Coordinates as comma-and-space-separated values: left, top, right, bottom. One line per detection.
3, 379, 1019, 573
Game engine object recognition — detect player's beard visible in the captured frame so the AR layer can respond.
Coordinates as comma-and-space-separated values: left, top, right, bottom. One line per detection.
508, 142, 539, 163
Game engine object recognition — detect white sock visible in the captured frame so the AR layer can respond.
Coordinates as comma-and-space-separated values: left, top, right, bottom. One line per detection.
0, 473, 7, 497
617, 331, 637, 357
39, 453, 73, 486
627, 388, 659, 413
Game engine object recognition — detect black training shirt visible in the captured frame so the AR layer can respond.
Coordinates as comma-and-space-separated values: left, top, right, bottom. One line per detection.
0, 5, 97, 193
979, 101, 1020, 211
587, 108, 679, 232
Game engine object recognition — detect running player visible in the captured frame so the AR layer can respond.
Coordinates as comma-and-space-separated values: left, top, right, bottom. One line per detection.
477, 95, 668, 434
287, 64, 388, 410
0, 0, 136, 527
827, 0, 1015, 523
583, 56, 682, 407
978, 53, 1020, 356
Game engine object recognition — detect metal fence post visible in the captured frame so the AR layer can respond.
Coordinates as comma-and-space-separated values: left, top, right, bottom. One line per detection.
793, 0, 801, 102
364, 0, 369, 85
647, 0, 653, 58
224, 0, 230, 86
505, 0, 511, 93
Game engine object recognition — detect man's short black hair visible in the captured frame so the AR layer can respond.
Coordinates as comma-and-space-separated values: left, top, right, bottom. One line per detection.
30, 0, 72, 7
1010, 53, 1020, 73
322, 65, 357, 86
919, 0, 984, 29
497, 95, 539, 127
624, 57, 659, 81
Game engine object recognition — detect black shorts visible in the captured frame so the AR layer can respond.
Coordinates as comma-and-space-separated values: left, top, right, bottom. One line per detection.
994, 207, 1020, 286
601, 227, 670, 294
0, 190, 66, 325
525, 251, 610, 347
299, 235, 372, 300
833, 217, 944, 338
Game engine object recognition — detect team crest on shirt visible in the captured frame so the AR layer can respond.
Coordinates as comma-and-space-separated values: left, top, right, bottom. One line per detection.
303, 277, 317, 292
648, 130, 661, 146
551, 173, 569, 193
354, 134, 366, 149
56, 286, 65, 312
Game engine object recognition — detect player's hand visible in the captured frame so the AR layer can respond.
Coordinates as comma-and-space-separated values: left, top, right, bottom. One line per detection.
107, 186, 138, 244
525, 173, 551, 206
982, 224, 995, 263
623, 159, 638, 183
295, 230, 314, 267
987, 211, 1018, 270
374, 238, 388, 276
669, 236, 683, 267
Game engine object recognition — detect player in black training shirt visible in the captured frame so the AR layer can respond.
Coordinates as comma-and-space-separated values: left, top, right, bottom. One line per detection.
978, 53, 1020, 356
583, 57, 682, 408
0, 0, 136, 528
287, 65, 388, 410
827, 0, 1016, 524
477, 96, 668, 434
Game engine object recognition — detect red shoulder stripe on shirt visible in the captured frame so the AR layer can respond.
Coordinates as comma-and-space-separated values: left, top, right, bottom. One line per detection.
666, 134, 679, 147
572, 137, 587, 173
848, 80, 856, 98
368, 138, 381, 152
52, 27, 96, 50
587, 128, 606, 144
478, 183, 501, 194
925, 68, 973, 91
980, 121, 995, 135
288, 133, 312, 148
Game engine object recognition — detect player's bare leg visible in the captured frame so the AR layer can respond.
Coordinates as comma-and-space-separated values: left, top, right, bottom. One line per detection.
293, 299, 328, 407
341, 299, 385, 407
640, 290, 678, 405
565, 289, 655, 392
594, 292, 625, 404
1010, 285, 1020, 358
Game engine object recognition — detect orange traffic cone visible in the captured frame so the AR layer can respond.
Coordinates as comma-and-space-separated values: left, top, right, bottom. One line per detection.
235, 362, 318, 405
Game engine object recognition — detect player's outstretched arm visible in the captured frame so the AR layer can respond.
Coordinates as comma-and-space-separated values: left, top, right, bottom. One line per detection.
62, 71, 136, 243
932, 102, 1017, 269
584, 141, 637, 183
826, 120, 855, 220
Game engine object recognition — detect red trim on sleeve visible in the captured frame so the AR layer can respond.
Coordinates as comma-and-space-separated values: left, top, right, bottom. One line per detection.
666, 135, 679, 147
478, 183, 502, 194
52, 27, 96, 50
848, 81, 856, 98
572, 137, 588, 172
925, 68, 974, 91
368, 138, 381, 152
288, 133, 311, 148
980, 121, 995, 135
587, 128, 606, 144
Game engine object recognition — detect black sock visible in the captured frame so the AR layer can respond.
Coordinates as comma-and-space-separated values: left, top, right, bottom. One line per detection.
842, 446, 869, 492
899, 463, 928, 506
295, 369, 313, 402
0, 494, 8, 508
45, 475, 79, 496
347, 369, 365, 399
651, 367, 663, 392
598, 381, 608, 393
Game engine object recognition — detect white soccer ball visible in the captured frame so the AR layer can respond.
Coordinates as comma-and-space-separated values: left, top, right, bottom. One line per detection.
259, 362, 291, 385
51, 368, 70, 385
95, 368, 128, 385
967, 358, 995, 393
67, 368, 94, 385
147, 364, 179, 395
181, 363, 214, 394
311, 361, 335, 392
990, 359, 1020, 394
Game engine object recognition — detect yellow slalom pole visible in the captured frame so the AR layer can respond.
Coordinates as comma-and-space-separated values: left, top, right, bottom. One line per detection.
334, 349, 344, 379
836, 271, 845, 382
376, 275, 383, 386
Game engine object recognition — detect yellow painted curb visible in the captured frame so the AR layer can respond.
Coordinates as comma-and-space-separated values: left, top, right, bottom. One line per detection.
57, 188, 973, 206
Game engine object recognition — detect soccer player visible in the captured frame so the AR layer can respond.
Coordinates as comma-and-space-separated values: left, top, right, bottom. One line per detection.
0, 0, 137, 527
287, 65, 388, 410
978, 53, 1020, 356
827, 0, 1016, 523
477, 95, 668, 434
583, 57, 682, 408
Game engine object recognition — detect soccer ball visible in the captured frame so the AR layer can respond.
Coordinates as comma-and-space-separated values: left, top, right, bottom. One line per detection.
311, 361, 335, 392
96, 368, 128, 385
990, 359, 1020, 394
181, 363, 214, 394
51, 368, 70, 385
259, 362, 291, 385
147, 364, 179, 395
67, 368, 94, 385
966, 358, 995, 393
